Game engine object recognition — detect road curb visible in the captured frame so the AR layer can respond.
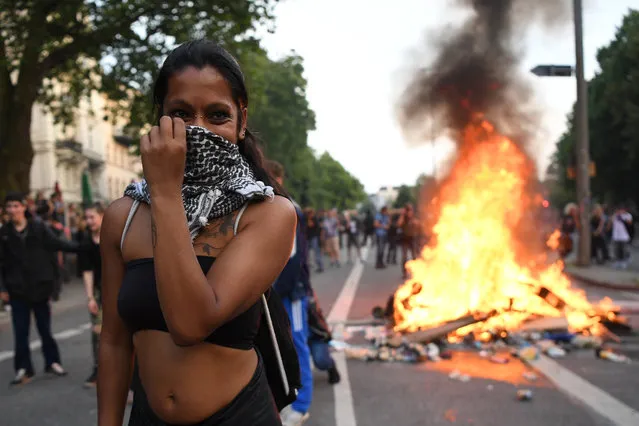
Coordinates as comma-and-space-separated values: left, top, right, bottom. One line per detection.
565, 271, 639, 293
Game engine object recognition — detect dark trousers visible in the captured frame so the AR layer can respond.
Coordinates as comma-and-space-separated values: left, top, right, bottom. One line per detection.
386, 235, 398, 264
376, 235, 387, 267
90, 296, 102, 368
591, 235, 610, 263
309, 339, 335, 371
401, 237, 419, 278
10, 298, 61, 374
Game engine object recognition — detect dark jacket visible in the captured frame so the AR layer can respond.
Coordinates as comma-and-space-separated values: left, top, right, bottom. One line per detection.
273, 201, 311, 302
0, 219, 82, 302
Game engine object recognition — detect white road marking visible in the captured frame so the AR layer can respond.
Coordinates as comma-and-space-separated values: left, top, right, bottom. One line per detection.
326, 244, 369, 426
620, 291, 639, 301
529, 354, 639, 426
0, 322, 91, 363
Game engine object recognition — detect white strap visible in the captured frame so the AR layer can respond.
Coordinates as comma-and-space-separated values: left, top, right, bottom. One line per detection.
234, 202, 290, 396
261, 294, 290, 396
120, 200, 141, 252
233, 203, 250, 236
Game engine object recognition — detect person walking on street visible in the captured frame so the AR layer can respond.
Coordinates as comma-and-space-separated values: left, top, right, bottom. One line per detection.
78, 203, 105, 387
267, 160, 313, 426
343, 211, 362, 264
305, 209, 324, 273
397, 203, 420, 279
374, 206, 391, 269
323, 209, 341, 267
0, 192, 85, 385
611, 205, 633, 269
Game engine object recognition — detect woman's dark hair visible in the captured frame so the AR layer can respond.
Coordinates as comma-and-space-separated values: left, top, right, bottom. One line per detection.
152, 39, 286, 196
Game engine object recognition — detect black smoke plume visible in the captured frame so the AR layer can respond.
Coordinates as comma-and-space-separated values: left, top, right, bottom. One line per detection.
399, 0, 569, 142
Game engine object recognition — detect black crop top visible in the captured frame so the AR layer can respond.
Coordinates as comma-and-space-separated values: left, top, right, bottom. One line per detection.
117, 255, 261, 350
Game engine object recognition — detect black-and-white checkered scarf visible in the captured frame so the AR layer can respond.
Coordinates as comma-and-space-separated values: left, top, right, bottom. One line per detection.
124, 125, 274, 240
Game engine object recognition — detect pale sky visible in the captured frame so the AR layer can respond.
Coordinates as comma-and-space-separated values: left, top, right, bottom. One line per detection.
261, 0, 639, 193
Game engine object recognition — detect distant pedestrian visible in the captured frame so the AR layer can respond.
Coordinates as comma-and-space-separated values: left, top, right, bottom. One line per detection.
305, 208, 324, 273
0, 192, 85, 385
611, 206, 633, 269
374, 206, 391, 269
323, 209, 341, 267
397, 203, 420, 278
77, 203, 105, 388
343, 211, 362, 263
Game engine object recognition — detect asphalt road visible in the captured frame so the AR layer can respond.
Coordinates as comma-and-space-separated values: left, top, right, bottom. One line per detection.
1, 246, 638, 426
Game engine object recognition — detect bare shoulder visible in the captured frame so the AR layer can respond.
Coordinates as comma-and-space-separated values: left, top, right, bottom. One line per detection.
241, 195, 297, 233
101, 197, 135, 247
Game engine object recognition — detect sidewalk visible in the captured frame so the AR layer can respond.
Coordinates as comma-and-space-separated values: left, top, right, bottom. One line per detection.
564, 242, 639, 292
565, 264, 639, 291
0, 279, 87, 327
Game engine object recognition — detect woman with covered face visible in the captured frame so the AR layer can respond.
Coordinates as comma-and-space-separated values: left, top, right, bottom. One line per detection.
97, 40, 297, 425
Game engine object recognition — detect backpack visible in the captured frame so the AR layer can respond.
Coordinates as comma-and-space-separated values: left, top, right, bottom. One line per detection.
622, 218, 635, 242
120, 200, 300, 412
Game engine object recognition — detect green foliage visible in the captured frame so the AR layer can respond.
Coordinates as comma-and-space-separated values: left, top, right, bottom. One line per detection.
393, 185, 416, 208
240, 48, 365, 209
0, 0, 368, 203
549, 9, 639, 208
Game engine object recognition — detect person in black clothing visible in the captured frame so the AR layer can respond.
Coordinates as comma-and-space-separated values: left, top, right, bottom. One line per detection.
386, 214, 400, 265
78, 203, 105, 387
305, 208, 324, 273
0, 192, 86, 385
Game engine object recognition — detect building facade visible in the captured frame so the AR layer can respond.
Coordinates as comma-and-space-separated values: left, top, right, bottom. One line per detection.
30, 90, 140, 204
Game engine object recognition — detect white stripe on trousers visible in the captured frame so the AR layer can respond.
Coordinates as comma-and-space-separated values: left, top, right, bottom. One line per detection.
292, 299, 303, 332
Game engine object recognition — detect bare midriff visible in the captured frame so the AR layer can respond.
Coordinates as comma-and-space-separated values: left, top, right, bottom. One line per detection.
133, 330, 258, 424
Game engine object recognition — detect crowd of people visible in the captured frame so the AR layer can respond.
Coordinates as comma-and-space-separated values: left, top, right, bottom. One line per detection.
559, 202, 635, 268
302, 203, 427, 279
13, 36, 635, 426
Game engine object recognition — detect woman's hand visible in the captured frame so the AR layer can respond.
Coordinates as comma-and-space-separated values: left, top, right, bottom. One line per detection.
140, 116, 187, 196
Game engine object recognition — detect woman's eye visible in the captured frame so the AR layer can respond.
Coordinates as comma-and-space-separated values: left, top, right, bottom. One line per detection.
169, 110, 191, 120
207, 111, 231, 122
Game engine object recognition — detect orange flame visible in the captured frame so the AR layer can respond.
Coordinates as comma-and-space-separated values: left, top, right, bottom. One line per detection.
394, 119, 610, 336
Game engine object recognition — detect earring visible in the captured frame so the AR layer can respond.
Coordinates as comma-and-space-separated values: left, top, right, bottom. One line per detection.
240, 129, 246, 139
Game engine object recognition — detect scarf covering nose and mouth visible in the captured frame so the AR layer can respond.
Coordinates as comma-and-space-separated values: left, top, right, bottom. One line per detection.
124, 125, 274, 240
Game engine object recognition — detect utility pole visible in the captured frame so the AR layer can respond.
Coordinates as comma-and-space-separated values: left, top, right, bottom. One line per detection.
573, 0, 591, 267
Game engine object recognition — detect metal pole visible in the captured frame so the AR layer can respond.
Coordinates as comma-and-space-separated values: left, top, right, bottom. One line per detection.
573, 0, 591, 267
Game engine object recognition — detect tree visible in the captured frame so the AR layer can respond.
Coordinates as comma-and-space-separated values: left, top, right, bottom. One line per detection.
243, 50, 318, 202
393, 185, 415, 208
549, 9, 639, 208
0, 0, 278, 196
311, 152, 366, 210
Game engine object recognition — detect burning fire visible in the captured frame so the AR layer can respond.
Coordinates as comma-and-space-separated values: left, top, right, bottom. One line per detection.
394, 118, 612, 336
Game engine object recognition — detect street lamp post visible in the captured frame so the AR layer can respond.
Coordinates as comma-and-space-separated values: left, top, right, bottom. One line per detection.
531, 0, 591, 267
573, 0, 591, 267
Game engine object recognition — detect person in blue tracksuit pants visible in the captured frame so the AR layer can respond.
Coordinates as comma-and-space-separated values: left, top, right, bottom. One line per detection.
267, 160, 313, 426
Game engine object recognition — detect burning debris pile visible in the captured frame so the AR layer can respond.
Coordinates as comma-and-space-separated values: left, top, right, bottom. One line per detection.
328, 0, 634, 370
391, 0, 616, 339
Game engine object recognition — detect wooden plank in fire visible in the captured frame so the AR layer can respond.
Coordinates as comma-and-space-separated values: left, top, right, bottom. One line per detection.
402, 310, 498, 343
